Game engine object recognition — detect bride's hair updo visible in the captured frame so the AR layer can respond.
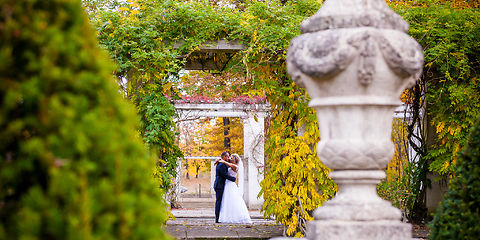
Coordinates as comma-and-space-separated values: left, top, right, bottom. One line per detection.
231, 154, 241, 164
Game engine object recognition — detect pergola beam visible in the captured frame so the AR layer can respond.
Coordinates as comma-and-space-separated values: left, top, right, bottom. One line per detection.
174, 40, 245, 71
174, 102, 270, 119
173, 40, 244, 52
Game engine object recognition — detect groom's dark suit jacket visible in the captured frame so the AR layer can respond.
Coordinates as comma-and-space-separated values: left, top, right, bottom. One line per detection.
214, 162, 236, 222
214, 162, 236, 190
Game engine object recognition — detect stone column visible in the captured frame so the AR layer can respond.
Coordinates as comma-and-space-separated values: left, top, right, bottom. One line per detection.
211, 159, 215, 192
286, 0, 424, 239
243, 115, 265, 209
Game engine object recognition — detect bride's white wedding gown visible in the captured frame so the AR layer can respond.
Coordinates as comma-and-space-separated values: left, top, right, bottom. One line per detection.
218, 168, 252, 224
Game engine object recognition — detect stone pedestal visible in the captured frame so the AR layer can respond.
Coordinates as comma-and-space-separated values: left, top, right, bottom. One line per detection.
285, 0, 424, 239
306, 220, 411, 240
313, 171, 400, 221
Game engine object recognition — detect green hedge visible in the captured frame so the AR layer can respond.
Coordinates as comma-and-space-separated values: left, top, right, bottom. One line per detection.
0, 0, 170, 239
429, 119, 480, 239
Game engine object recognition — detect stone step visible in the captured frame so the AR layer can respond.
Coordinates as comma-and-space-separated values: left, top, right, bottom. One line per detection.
166, 220, 283, 240
178, 197, 216, 209
179, 202, 214, 209
179, 197, 215, 202
167, 208, 281, 239
170, 209, 267, 220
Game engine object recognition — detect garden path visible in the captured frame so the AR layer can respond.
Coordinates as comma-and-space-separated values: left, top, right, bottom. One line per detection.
165, 200, 429, 239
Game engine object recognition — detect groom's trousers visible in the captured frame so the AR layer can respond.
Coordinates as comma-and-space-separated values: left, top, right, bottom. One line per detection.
214, 187, 224, 223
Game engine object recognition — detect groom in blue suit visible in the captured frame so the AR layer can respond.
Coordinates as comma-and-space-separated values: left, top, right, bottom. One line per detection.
214, 151, 236, 223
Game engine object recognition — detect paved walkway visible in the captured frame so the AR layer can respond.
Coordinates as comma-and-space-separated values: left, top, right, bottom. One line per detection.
167, 208, 283, 239
166, 208, 429, 239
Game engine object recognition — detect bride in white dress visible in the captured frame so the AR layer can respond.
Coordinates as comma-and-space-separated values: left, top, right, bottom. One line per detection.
217, 154, 252, 224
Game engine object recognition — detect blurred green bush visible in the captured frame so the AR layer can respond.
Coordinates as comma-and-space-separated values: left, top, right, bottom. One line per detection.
0, 0, 170, 239
429, 119, 480, 239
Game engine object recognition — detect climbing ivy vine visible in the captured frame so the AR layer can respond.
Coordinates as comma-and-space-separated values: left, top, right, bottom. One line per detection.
384, 0, 480, 223
392, 0, 480, 176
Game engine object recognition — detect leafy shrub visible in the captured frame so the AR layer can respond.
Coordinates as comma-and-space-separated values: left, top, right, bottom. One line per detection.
0, 0, 170, 239
377, 173, 412, 219
429, 120, 480, 239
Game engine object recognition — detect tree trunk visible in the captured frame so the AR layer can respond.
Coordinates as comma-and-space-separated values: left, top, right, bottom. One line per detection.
223, 117, 231, 150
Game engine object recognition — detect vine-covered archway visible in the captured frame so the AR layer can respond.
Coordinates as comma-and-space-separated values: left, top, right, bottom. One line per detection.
174, 102, 269, 209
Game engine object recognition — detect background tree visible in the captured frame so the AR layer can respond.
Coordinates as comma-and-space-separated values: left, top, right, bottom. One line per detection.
0, 0, 170, 238
178, 120, 210, 179
177, 117, 244, 178
202, 118, 244, 157
178, 121, 197, 179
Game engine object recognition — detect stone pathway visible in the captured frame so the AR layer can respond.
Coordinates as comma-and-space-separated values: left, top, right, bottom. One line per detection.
166, 208, 283, 239
166, 208, 429, 239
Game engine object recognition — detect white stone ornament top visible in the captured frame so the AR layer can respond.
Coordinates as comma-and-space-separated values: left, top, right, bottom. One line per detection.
300, 0, 409, 33
287, 28, 424, 101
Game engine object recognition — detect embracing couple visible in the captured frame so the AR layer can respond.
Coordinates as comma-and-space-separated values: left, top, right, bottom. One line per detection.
214, 152, 252, 224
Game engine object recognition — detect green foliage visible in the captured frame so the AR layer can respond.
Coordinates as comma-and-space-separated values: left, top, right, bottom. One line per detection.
89, 0, 184, 191
139, 90, 183, 189
262, 84, 336, 237
428, 119, 480, 239
392, 1, 480, 176
0, 0, 170, 239
377, 159, 428, 222
377, 173, 411, 214
386, 1, 480, 223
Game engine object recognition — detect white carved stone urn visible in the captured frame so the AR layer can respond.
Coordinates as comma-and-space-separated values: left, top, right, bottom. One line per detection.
286, 0, 424, 239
